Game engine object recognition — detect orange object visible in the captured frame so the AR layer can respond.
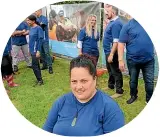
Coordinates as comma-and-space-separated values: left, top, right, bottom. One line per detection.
49, 24, 57, 40
96, 69, 107, 77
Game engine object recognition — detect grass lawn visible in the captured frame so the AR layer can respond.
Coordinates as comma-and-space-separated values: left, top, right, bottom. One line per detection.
6, 57, 150, 128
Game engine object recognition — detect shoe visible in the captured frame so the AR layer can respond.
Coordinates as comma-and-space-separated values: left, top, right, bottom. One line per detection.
13, 65, 18, 72
111, 93, 123, 99
37, 80, 44, 85
108, 85, 114, 89
33, 80, 44, 87
126, 96, 137, 104
48, 67, 53, 74
41, 66, 47, 70
5, 75, 19, 87
27, 66, 32, 68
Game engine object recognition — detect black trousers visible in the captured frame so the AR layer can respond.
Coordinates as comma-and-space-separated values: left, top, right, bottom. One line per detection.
31, 55, 42, 81
1, 55, 13, 78
106, 52, 124, 94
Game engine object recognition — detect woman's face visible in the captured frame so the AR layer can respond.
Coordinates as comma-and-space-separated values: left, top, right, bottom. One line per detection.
70, 67, 96, 103
90, 16, 96, 27
26, 19, 34, 27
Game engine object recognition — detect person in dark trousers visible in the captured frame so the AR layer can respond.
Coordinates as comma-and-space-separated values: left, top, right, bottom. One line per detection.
26, 15, 44, 86
103, 5, 124, 98
118, 17, 155, 104
35, 9, 53, 74
1, 38, 19, 90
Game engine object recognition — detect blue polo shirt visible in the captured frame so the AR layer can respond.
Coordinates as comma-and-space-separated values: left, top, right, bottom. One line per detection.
103, 17, 123, 55
78, 28, 99, 56
43, 90, 125, 136
37, 15, 49, 43
12, 21, 29, 46
3, 38, 12, 56
119, 19, 154, 63
29, 26, 43, 55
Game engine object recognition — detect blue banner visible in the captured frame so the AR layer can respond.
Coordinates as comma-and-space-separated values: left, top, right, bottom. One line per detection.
50, 40, 78, 58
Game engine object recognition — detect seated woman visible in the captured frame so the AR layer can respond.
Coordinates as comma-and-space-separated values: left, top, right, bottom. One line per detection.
43, 54, 125, 136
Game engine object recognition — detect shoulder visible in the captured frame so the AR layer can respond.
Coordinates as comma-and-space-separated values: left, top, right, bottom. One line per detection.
97, 90, 120, 109
55, 92, 73, 105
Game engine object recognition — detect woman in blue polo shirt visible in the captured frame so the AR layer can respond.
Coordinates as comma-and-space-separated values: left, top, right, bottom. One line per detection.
26, 15, 44, 86
118, 18, 155, 104
43, 54, 125, 136
77, 14, 99, 66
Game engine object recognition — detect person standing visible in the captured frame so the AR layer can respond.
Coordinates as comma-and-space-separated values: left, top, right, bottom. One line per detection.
35, 9, 53, 74
12, 21, 32, 72
26, 15, 44, 86
118, 18, 155, 104
1, 38, 19, 89
103, 5, 124, 98
77, 14, 100, 66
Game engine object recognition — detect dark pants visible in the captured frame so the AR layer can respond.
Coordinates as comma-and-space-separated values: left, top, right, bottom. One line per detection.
31, 55, 42, 81
1, 55, 13, 78
106, 52, 123, 94
127, 58, 155, 102
41, 41, 52, 67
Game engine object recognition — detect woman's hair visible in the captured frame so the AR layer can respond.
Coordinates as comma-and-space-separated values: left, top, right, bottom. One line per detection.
85, 14, 98, 39
70, 54, 97, 78
27, 14, 40, 26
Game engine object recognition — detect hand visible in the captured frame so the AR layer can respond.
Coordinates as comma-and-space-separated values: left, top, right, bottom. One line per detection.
119, 60, 125, 72
36, 51, 40, 58
108, 54, 113, 63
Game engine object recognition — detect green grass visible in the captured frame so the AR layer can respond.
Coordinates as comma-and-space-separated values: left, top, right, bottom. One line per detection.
6, 57, 154, 128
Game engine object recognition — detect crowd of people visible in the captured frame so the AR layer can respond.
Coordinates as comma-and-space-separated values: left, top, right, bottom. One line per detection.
1, 4, 155, 136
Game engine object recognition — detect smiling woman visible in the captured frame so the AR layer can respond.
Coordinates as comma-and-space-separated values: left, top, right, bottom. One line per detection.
42, 54, 125, 136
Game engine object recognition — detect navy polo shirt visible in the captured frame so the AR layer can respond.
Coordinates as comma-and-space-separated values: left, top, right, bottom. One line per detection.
29, 26, 43, 55
103, 17, 123, 55
78, 28, 99, 56
119, 19, 154, 63
37, 15, 49, 43
12, 21, 29, 46
43, 90, 125, 136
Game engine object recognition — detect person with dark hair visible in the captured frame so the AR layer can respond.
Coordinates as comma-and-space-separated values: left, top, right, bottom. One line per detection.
42, 54, 125, 136
26, 15, 44, 86
118, 18, 155, 104
1, 38, 19, 89
35, 9, 53, 74
12, 21, 31, 72
103, 5, 124, 98
77, 14, 99, 66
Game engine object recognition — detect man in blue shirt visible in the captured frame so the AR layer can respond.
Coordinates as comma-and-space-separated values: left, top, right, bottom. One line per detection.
118, 18, 155, 104
12, 21, 32, 72
35, 9, 53, 74
103, 5, 124, 98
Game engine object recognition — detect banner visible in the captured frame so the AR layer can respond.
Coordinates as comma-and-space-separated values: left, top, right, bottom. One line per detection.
47, 2, 101, 58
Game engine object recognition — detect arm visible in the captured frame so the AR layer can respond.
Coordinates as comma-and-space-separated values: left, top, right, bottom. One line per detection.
77, 41, 83, 55
118, 42, 125, 72
12, 30, 26, 36
43, 100, 59, 132
36, 27, 43, 58
77, 29, 85, 56
118, 24, 129, 72
108, 24, 122, 63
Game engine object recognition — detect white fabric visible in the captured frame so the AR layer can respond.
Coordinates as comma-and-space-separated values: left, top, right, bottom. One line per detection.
77, 41, 83, 48
113, 38, 119, 42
